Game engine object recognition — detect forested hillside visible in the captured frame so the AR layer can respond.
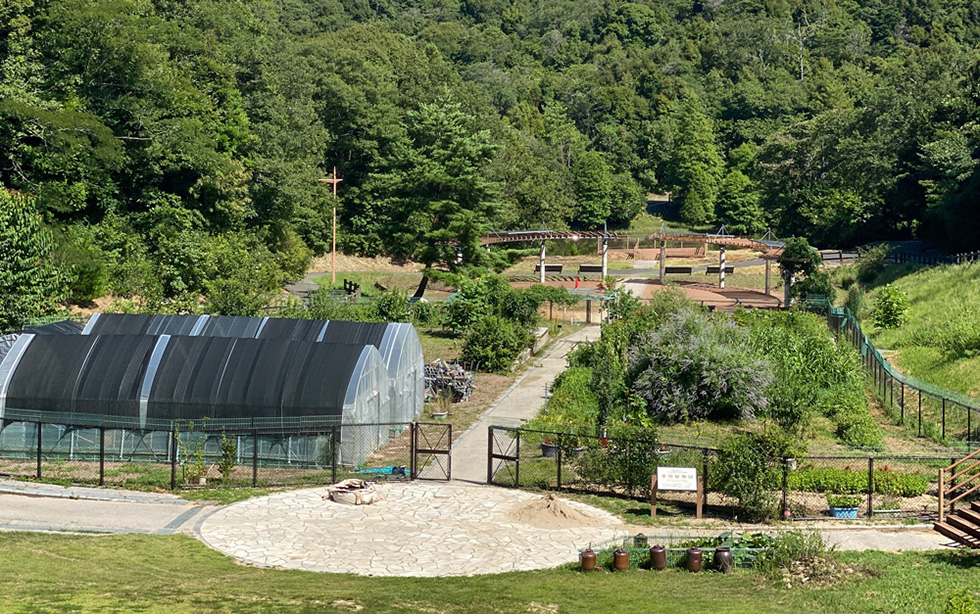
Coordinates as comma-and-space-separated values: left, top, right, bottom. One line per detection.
3, 0, 980, 324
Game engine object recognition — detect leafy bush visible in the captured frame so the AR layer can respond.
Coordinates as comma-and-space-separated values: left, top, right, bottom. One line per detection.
834, 407, 882, 448
946, 590, 980, 614
629, 307, 772, 422
874, 285, 909, 329
713, 429, 802, 521
375, 291, 410, 322
855, 244, 891, 284
460, 315, 531, 372
844, 284, 864, 314
756, 531, 826, 575
826, 494, 862, 508
571, 425, 659, 497
411, 299, 438, 325
539, 367, 598, 424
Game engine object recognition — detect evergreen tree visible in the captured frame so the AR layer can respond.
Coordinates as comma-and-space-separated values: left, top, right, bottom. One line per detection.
670, 96, 724, 221
717, 170, 766, 236
572, 150, 613, 228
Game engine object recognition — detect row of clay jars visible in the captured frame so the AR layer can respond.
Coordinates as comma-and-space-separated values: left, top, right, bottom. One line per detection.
580, 546, 733, 573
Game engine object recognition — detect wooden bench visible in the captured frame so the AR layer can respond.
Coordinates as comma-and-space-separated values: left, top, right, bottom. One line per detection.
578, 264, 604, 274
705, 266, 735, 274
663, 266, 694, 275
534, 264, 564, 273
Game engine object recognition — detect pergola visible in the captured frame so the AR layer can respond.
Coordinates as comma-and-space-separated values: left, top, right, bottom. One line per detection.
479, 228, 785, 292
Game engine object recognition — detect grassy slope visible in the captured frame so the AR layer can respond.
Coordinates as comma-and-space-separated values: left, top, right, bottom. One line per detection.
867, 262, 980, 398
0, 533, 977, 614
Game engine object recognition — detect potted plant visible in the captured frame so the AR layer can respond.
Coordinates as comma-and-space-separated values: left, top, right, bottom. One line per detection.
540, 437, 558, 458
827, 494, 862, 519
873, 495, 901, 518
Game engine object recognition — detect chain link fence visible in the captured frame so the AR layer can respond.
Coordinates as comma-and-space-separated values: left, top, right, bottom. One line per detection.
0, 418, 420, 490
489, 426, 950, 520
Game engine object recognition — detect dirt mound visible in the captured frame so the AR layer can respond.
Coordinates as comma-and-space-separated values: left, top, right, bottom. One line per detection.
507, 494, 596, 529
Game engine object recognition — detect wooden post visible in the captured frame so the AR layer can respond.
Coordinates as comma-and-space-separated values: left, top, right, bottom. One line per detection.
696, 475, 703, 519
939, 468, 945, 523
650, 473, 658, 517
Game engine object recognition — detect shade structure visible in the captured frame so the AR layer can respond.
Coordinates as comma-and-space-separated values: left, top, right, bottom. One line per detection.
0, 334, 386, 425
76, 313, 424, 422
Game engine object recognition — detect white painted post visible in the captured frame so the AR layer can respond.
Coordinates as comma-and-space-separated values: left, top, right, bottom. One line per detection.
601, 236, 609, 279
539, 240, 546, 284
659, 241, 666, 283
719, 246, 726, 289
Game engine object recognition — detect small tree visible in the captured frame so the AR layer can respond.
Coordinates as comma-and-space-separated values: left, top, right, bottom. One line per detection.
460, 315, 531, 372
873, 285, 908, 329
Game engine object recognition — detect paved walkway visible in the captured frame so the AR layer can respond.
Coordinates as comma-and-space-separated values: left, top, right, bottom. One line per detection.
198, 481, 623, 576
0, 480, 204, 534
448, 327, 601, 483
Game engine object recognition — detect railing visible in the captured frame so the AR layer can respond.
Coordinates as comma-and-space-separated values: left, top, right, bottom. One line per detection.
825, 305, 980, 449
939, 447, 980, 522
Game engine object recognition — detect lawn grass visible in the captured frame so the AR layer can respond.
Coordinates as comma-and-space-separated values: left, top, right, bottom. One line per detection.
0, 532, 977, 613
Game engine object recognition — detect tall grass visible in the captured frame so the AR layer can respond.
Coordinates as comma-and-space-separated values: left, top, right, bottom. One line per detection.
868, 262, 980, 397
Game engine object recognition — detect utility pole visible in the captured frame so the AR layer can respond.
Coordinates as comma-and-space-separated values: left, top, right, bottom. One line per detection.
318, 167, 343, 285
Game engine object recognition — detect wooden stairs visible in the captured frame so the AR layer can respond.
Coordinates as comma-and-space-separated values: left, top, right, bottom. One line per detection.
934, 449, 980, 548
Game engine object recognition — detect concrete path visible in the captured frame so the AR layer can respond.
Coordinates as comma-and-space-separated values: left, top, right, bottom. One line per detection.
0, 480, 205, 534
448, 327, 601, 484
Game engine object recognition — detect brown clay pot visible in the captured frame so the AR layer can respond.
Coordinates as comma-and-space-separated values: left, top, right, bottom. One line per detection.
580, 548, 596, 572
685, 547, 702, 573
612, 548, 630, 571
713, 547, 733, 574
649, 545, 667, 571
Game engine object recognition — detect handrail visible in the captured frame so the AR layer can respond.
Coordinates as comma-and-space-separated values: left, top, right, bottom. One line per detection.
939, 451, 980, 522
948, 447, 980, 472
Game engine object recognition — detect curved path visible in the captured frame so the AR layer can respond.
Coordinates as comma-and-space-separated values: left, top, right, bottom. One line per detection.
198, 482, 623, 577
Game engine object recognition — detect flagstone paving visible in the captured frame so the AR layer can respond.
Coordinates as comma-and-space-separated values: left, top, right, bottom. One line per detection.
198, 481, 624, 577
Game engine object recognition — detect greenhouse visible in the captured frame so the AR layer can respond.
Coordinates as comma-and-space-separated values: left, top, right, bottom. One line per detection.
75, 313, 424, 423
0, 333, 392, 466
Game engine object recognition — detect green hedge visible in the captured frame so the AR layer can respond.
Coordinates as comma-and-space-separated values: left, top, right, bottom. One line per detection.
786, 466, 929, 497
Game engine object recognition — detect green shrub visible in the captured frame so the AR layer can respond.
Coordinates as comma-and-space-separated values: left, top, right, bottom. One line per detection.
844, 284, 864, 314
834, 408, 883, 448
375, 291, 410, 322
411, 300, 438, 325
874, 285, 909, 329
713, 429, 802, 521
460, 315, 531, 372
756, 530, 826, 575
945, 590, 980, 614
826, 494, 862, 508
570, 424, 659, 497
855, 244, 891, 284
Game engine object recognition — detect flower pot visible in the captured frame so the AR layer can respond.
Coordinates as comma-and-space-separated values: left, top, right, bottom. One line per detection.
431, 411, 448, 419
829, 506, 859, 519
580, 548, 596, 572
540, 443, 557, 458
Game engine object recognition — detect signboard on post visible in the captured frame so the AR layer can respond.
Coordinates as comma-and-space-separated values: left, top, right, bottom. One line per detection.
651, 466, 702, 518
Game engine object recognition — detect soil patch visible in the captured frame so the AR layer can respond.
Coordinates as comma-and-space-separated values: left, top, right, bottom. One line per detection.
507, 494, 597, 529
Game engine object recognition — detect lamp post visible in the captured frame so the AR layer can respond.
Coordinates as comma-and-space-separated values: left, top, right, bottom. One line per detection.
318, 166, 343, 285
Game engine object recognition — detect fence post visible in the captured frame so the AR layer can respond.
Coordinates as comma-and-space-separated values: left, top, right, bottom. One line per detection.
702, 448, 710, 501
969, 408, 973, 449
900, 384, 905, 423
447, 424, 452, 481
515, 428, 521, 488
942, 398, 947, 440
331, 426, 339, 484
918, 392, 923, 437
170, 428, 177, 491
556, 433, 563, 491
487, 426, 493, 484
410, 423, 417, 479
780, 459, 789, 516
252, 429, 259, 487
35, 421, 42, 480
99, 427, 105, 486
867, 457, 874, 518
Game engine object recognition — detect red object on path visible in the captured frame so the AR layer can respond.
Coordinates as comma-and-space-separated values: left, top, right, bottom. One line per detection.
575, 277, 580, 288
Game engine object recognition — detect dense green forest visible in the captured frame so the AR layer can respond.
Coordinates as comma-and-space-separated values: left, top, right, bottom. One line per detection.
3, 0, 980, 325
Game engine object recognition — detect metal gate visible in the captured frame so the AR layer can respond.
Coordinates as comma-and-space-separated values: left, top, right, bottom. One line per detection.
411, 422, 452, 480
487, 425, 519, 486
